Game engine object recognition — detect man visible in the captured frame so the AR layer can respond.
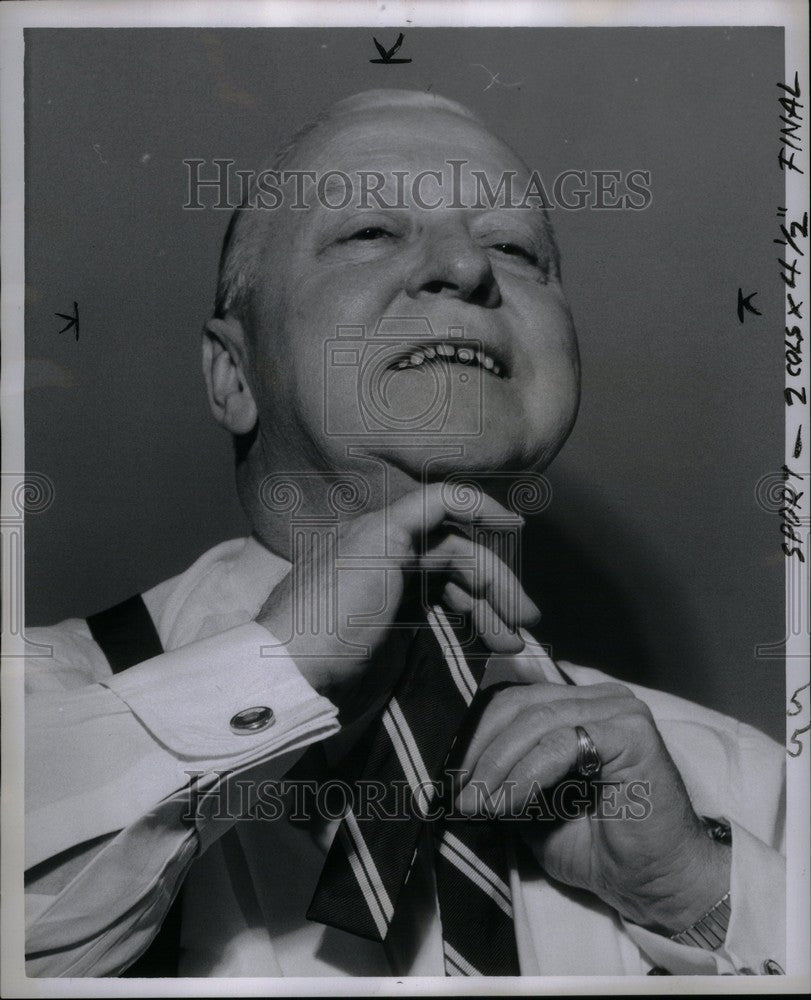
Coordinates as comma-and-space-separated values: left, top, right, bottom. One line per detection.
25, 89, 785, 978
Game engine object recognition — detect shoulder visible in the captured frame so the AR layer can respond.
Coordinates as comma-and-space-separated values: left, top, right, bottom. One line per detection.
557, 660, 762, 733
24, 538, 252, 692
557, 659, 781, 758
24, 617, 111, 691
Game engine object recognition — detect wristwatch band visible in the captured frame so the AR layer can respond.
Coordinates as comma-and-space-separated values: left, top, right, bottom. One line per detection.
670, 891, 731, 950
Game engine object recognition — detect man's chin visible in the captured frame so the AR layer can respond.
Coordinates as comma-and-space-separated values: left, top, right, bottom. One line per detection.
369, 436, 547, 482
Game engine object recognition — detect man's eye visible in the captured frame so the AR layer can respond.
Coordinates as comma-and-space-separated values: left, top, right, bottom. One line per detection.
347, 226, 391, 241
491, 242, 539, 266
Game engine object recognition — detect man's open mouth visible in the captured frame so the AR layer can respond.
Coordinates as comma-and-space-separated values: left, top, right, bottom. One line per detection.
386, 342, 509, 379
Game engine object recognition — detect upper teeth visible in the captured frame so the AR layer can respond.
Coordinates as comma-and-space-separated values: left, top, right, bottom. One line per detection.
394, 343, 503, 377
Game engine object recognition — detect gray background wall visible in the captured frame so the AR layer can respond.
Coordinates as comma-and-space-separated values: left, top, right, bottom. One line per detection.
24, 27, 785, 739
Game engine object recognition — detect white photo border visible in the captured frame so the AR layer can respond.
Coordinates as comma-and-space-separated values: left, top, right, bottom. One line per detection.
2, 1, 808, 996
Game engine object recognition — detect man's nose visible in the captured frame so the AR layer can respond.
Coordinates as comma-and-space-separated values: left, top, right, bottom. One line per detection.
405, 229, 501, 307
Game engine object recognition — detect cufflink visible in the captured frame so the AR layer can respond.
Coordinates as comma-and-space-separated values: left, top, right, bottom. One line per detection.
230, 706, 274, 733
762, 958, 784, 975
701, 815, 732, 844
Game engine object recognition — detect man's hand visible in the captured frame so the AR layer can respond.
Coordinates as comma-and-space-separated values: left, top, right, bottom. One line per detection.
455, 682, 731, 937
256, 484, 540, 718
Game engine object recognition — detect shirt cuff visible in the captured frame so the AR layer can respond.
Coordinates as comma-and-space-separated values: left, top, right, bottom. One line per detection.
26, 625, 339, 869
622, 817, 785, 975
622, 916, 731, 974
102, 622, 337, 761
723, 818, 786, 974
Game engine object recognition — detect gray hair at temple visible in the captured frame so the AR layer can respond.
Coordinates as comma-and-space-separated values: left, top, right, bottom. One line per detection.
213, 89, 559, 326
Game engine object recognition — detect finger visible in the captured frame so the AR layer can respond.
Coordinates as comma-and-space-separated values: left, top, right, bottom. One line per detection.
456, 682, 639, 776
442, 581, 524, 655
488, 712, 656, 816
457, 695, 633, 808
475, 728, 581, 817
427, 534, 540, 628
388, 484, 522, 542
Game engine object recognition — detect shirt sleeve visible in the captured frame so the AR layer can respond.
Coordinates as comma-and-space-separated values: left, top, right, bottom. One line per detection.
621, 818, 786, 974
25, 620, 340, 976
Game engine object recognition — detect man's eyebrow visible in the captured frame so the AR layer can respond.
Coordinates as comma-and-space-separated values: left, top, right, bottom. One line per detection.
475, 207, 554, 241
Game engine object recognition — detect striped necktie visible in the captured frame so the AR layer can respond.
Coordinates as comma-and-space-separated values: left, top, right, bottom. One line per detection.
307, 604, 521, 976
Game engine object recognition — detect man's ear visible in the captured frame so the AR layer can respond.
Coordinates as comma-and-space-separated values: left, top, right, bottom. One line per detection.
202, 316, 258, 436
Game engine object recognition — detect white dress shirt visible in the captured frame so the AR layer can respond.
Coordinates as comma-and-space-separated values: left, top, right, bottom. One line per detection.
25, 536, 786, 977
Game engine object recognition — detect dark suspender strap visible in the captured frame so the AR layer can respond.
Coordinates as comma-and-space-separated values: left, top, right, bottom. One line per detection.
86, 594, 163, 673
86, 593, 182, 977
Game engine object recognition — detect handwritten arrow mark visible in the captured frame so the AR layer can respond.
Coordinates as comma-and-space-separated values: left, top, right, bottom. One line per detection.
55, 301, 80, 341
370, 33, 412, 64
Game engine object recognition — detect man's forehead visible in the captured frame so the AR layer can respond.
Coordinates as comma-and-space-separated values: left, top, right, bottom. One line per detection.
286, 103, 527, 175
240, 98, 555, 276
